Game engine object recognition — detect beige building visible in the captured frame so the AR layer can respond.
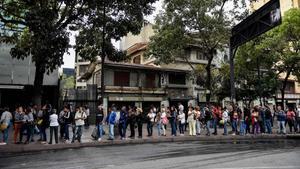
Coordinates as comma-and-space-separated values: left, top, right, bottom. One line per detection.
251, 0, 300, 106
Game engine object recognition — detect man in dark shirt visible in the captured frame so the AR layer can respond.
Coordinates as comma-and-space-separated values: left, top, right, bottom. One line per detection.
265, 106, 273, 134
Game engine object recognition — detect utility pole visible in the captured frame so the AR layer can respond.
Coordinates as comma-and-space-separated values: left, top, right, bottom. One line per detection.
100, 0, 106, 104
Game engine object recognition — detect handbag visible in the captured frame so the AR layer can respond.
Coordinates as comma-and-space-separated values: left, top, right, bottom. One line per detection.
91, 127, 98, 139
1, 123, 8, 131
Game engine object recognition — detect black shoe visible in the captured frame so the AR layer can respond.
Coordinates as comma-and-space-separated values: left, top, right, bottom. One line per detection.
206, 133, 210, 136
48, 142, 52, 144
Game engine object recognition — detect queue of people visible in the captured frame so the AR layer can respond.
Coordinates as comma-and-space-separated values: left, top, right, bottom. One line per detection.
0, 103, 300, 145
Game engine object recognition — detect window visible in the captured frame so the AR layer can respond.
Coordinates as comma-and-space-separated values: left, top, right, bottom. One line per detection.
168, 73, 186, 85
185, 49, 191, 59
133, 55, 141, 64
79, 65, 88, 76
284, 81, 295, 93
114, 71, 130, 86
196, 51, 208, 60
145, 73, 156, 88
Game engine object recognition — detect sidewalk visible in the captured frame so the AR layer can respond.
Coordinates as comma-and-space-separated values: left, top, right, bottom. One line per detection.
0, 124, 298, 154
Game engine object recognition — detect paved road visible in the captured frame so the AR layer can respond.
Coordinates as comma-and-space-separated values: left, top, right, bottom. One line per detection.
1, 140, 299, 169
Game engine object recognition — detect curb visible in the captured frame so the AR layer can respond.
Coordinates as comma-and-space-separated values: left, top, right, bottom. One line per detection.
0, 134, 293, 154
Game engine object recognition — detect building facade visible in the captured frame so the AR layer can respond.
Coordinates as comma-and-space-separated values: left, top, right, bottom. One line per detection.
0, 44, 59, 108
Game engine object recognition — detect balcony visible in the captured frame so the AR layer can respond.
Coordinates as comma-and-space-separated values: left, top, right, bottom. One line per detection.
103, 86, 167, 95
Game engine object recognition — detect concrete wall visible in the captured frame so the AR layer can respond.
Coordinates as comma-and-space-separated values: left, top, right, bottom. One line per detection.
0, 44, 59, 86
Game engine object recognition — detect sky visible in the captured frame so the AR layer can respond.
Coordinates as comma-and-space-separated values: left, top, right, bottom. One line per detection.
61, 0, 163, 69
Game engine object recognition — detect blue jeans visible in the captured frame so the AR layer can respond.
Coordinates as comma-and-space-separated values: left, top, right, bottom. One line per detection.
196, 120, 201, 134
224, 120, 228, 135
206, 120, 211, 135
239, 120, 245, 135
232, 119, 238, 134
147, 122, 153, 136
157, 123, 161, 136
72, 125, 83, 142
213, 118, 218, 134
265, 119, 272, 134
39, 126, 47, 141
170, 120, 177, 136
97, 124, 103, 139
2, 124, 10, 143
109, 124, 115, 139
118, 122, 126, 138
179, 122, 185, 134
64, 123, 70, 140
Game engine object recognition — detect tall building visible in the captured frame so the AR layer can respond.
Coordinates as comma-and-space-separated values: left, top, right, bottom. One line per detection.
250, 0, 300, 15
250, 0, 300, 107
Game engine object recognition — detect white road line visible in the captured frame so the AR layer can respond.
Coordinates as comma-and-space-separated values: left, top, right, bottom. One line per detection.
211, 166, 299, 169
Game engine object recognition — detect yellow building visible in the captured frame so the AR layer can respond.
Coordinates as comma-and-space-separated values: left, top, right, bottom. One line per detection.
251, 0, 300, 107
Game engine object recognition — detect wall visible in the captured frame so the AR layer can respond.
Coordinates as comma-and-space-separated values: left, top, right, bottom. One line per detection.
0, 44, 59, 86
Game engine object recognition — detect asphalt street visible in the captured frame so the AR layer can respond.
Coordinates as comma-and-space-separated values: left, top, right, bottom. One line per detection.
1, 140, 299, 169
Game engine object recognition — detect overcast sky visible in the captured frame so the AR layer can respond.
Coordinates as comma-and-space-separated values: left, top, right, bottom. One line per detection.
61, 0, 163, 69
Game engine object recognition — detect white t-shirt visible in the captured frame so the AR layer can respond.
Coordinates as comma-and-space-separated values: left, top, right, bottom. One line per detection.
178, 113, 185, 124
49, 114, 59, 127
75, 111, 87, 126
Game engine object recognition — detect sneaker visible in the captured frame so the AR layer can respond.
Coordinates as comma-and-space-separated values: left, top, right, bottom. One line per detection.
98, 138, 102, 142
0, 142, 7, 145
232, 133, 236, 136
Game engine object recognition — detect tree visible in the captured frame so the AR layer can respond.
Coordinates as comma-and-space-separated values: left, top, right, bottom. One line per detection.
266, 8, 300, 108
0, 0, 88, 105
145, 0, 248, 104
217, 37, 279, 108
75, 0, 157, 102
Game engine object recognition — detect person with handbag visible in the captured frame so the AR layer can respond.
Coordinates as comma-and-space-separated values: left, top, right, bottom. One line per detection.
0, 107, 12, 145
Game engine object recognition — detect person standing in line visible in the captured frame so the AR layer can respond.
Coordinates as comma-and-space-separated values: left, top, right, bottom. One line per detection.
58, 108, 66, 140
0, 107, 12, 145
160, 107, 167, 136
14, 106, 24, 144
258, 106, 266, 134
170, 106, 177, 136
232, 110, 238, 135
72, 107, 87, 143
26, 107, 35, 143
119, 106, 128, 140
222, 107, 229, 135
63, 106, 71, 142
128, 106, 136, 139
251, 106, 260, 135
136, 107, 143, 138
296, 105, 300, 133
108, 106, 117, 140
84, 105, 90, 129
211, 105, 219, 135
276, 105, 286, 135
239, 108, 246, 136
244, 107, 251, 135
194, 106, 201, 135
178, 108, 185, 136
38, 104, 50, 143
147, 109, 155, 137
187, 107, 196, 136
49, 109, 59, 144
21, 108, 34, 144
95, 105, 104, 142
204, 107, 213, 136
286, 107, 296, 133
155, 109, 162, 137
265, 106, 273, 134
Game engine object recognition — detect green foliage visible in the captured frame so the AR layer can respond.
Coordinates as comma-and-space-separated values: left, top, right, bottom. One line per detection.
61, 74, 75, 89
76, 0, 157, 63
146, 0, 248, 103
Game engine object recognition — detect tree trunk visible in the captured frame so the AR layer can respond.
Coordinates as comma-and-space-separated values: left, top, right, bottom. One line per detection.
280, 67, 293, 109
33, 62, 45, 106
205, 52, 214, 105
